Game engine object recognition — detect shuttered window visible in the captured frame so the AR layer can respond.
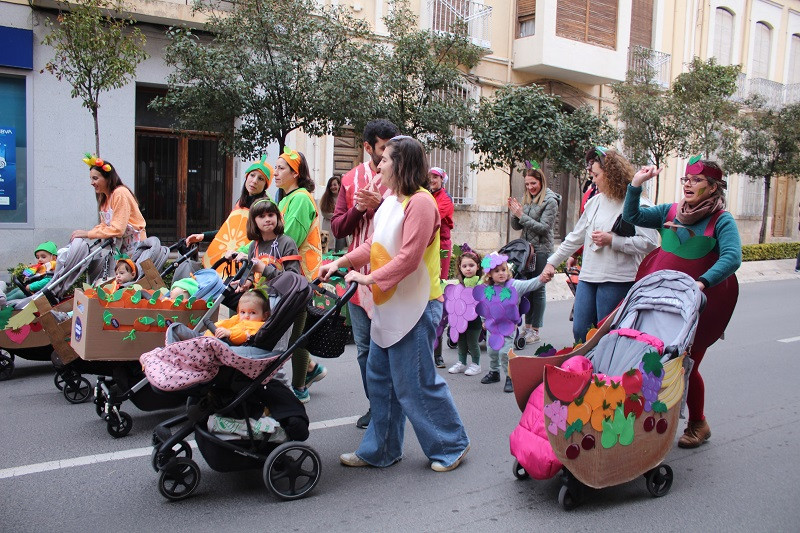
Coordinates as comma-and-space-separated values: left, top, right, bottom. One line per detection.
556, 0, 618, 50
713, 7, 734, 66
751, 21, 772, 79
789, 34, 800, 84
518, 0, 536, 37
629, 0, 653, 48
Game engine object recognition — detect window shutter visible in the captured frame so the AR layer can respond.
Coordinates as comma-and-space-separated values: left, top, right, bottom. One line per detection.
518, 0, 536, 18
556, 0, 589, 42
556, 0, 618, 49
629, 0, 653, 48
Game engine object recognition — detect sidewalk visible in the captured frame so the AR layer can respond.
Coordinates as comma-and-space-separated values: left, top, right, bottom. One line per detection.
546, 258, 799, 302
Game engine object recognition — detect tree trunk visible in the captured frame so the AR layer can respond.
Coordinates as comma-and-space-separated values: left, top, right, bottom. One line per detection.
759, 175, 772, 244
506, 167, 513, 244
93, 106, 100, 155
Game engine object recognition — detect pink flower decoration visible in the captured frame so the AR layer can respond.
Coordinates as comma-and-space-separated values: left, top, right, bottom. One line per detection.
544, 400, 568, 435
443, 284, 478, 343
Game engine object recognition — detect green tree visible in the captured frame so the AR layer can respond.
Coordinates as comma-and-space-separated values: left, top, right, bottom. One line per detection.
42, 0, 148, 155
551, 104, 617, 180
721, 101, 800, 243
364, 0, 484, 151
611, 48, 684, 201
672, 57, 741, 158
153, 0, 374, 156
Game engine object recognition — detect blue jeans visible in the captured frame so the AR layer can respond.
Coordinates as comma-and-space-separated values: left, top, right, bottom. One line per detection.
524, 251, 549, 328
572, 280, 633, 343
348, 301, 371, 399
356, 300, 470, 467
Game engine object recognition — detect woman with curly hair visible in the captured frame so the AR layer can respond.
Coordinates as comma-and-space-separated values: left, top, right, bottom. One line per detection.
540, 147, 658, 343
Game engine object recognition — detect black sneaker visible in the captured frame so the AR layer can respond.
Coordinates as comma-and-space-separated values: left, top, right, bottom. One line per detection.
434, 354, 445, 368
481, 370, 500, 384
503, 376, 514, 393
356, 409, 371, 429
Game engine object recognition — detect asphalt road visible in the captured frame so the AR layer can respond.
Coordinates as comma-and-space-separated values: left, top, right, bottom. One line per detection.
2, 278, 799, 532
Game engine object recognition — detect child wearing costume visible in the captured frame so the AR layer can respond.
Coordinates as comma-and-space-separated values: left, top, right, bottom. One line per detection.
478, 252, 549, 393
445, 246, 484, 376
205, 290, 271, 346
623, 157, 741, 449
4, 241, 58, 300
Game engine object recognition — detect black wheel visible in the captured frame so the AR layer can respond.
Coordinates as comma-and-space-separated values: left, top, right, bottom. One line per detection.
63, 375, 92, 404
263, 442, 322, 501
0, 350, 15, 381
513, 460, 529, 480
151, 440, 193, 472
158, 458, 201, 501
645, 464, 673, 497
54, 371, 67, 390
558, 485, 579, 510
107, 411, 133, 438
514, 336, 526, 350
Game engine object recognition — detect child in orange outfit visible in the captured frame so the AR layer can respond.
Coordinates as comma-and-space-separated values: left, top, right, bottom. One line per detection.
205, 290, 270, 346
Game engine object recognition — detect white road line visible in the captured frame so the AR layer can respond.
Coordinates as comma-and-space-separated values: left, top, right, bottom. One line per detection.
0, 414, 360, 480
777, 336, 800, 343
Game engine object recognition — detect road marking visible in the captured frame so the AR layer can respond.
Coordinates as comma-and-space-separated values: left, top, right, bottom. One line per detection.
0, 414, 360, 480
777, 336, 800, 343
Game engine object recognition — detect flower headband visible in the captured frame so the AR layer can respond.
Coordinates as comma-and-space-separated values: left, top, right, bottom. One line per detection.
685, 155, 724, 184
481, 252, 508, 271
524, 160, 541, 170
279, 146, 301, 174
82, 153, 111, 172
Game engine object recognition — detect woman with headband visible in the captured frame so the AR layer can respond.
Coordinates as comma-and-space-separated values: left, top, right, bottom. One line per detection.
623, 156, 742, 449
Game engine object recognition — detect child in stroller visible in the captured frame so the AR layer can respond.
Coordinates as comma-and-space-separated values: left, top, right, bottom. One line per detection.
2, 241, 59, 302
142, 268, 356, 501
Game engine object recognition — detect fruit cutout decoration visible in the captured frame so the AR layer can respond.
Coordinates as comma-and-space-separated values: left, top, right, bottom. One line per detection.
473, 283, 530, 351
543, 400, 568, 435
202, 208, 251, 275
443, 284, 479, 343
370, 242, 395, 305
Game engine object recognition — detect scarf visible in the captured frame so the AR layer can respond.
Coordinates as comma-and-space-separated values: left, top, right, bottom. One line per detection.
462, 275, 481, 288
676, 193, 726, 226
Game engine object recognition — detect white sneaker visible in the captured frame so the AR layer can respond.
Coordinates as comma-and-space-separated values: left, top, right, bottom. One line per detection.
524, 329, 541, 344
464, 363, 481, 376
448, 362, 467, 374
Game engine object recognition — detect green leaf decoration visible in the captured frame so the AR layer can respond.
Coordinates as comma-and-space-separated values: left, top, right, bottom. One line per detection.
564, 419, 583, 440
172, 294, 184, 307
483, 286, 495, 301
207, 300, 214, 309
652, 401, 668, 413
534, 343, 555, 356
658, 227, 717, 260
172, 316, 179, 322
122, 330, 136, 342
149, 293, 160, 305
82, 283, 93, 292
499, 287, 512, 301
130, 291, 142, 305
601, 418, 617, 449
190, 315, 200, 325
138, 316, 156, 325
642, 351, 663, 377
102, 310, 113, 326
187, 296, 197, 308
452, 244, 462, 256
97, 287, 109, 301
157, 314, 166, 328
108, 289, 124, 302
688, 154, 702, 165
0, 306, 14, 330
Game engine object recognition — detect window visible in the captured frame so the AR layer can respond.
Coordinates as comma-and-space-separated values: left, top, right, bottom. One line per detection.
751, 21, 772, 79
518, 0, 535, 38
713, 7, 734, 66
428, 0, 493, 48
629, 0, 654, 48
739, 176, 764, 217
556, 0, 618, 50
0, 75, 27, 223
788, 34, 800, 85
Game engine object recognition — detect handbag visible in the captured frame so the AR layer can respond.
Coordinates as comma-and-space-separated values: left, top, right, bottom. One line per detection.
611, 214, 636, 238
302, 303, 350, 358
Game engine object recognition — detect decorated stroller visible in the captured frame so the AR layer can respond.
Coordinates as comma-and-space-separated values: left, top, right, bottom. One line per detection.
508, 270, 703, 509
143, 270, 356, 501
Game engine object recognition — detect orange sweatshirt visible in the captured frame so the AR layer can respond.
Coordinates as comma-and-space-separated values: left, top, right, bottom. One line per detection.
87, 187, 147, 240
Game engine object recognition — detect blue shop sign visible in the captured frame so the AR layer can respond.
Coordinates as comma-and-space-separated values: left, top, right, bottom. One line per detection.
0, 26, 34, 70
0, 127, 17, 210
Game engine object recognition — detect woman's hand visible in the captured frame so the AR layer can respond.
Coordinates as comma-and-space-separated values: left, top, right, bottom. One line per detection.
540, 263, 556, 283
696, 280, 706, 291
224, 251, 247, 262
507, 197, 523, 218
591, 231, 613, 248
185, 233, 204, 245
344, 270, 373, 286
632, 165, 662, 187
70, 230, 89, 241
318, 261, 342, 282
232, 278, 253, 293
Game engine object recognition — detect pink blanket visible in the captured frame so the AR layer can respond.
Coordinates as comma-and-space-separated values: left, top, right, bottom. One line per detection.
141, 337, 279, 392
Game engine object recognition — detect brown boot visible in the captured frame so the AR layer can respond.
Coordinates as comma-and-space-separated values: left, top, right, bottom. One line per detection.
677, 419, 711, 448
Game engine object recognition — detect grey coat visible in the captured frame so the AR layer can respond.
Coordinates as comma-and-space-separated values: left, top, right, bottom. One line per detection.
510, 188, 562, 254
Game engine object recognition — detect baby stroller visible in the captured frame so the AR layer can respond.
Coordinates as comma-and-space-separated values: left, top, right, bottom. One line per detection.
89, 256, 239, 438
565, 265, 580, 321
508, 270, 702, 509
144, 270, 356, 501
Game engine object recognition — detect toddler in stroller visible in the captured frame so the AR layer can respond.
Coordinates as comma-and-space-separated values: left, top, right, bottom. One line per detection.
142, 269, 356, 501
508, 270, 702, 509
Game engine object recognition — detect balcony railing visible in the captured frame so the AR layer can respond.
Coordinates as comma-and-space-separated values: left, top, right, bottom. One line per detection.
627, 46, 671, 88
732, 74, 796, 108
786, 84, 800, 104
427, 0, 493, 49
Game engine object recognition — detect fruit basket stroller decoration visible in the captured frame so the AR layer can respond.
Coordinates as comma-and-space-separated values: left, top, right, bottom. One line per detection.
509, 270, 703, 509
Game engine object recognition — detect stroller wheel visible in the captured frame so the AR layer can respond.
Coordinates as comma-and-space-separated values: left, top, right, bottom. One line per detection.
558, 485, 579, 510
107, 411, 133, 438
514, 336, 526, 351
445, 328, 457, 349
54, 371, 67, 391
645, 464, 673, 497
512, 460, 529, 480
263, 442, 322, 501
152, 440, 193, 472
0, 350, 15, 381
63, 375, 92, 404
158, 458, 201, 501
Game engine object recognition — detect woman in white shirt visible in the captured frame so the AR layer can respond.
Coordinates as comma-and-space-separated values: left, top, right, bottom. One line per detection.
541, 148, 658, 342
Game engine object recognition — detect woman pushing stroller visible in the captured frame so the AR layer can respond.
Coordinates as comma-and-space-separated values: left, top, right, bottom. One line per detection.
623, 157, 741, 448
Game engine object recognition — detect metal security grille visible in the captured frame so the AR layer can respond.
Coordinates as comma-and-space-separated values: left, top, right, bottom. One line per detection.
427, 0, 493, 48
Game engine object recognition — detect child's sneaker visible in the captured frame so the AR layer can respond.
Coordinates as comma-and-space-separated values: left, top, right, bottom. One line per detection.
464, 363, 481, 376
524, 329, 541, 344
448, 361, 467, 374
293, 386, 310, 404
481, 370, 500, 384
304, 363, 327, 388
